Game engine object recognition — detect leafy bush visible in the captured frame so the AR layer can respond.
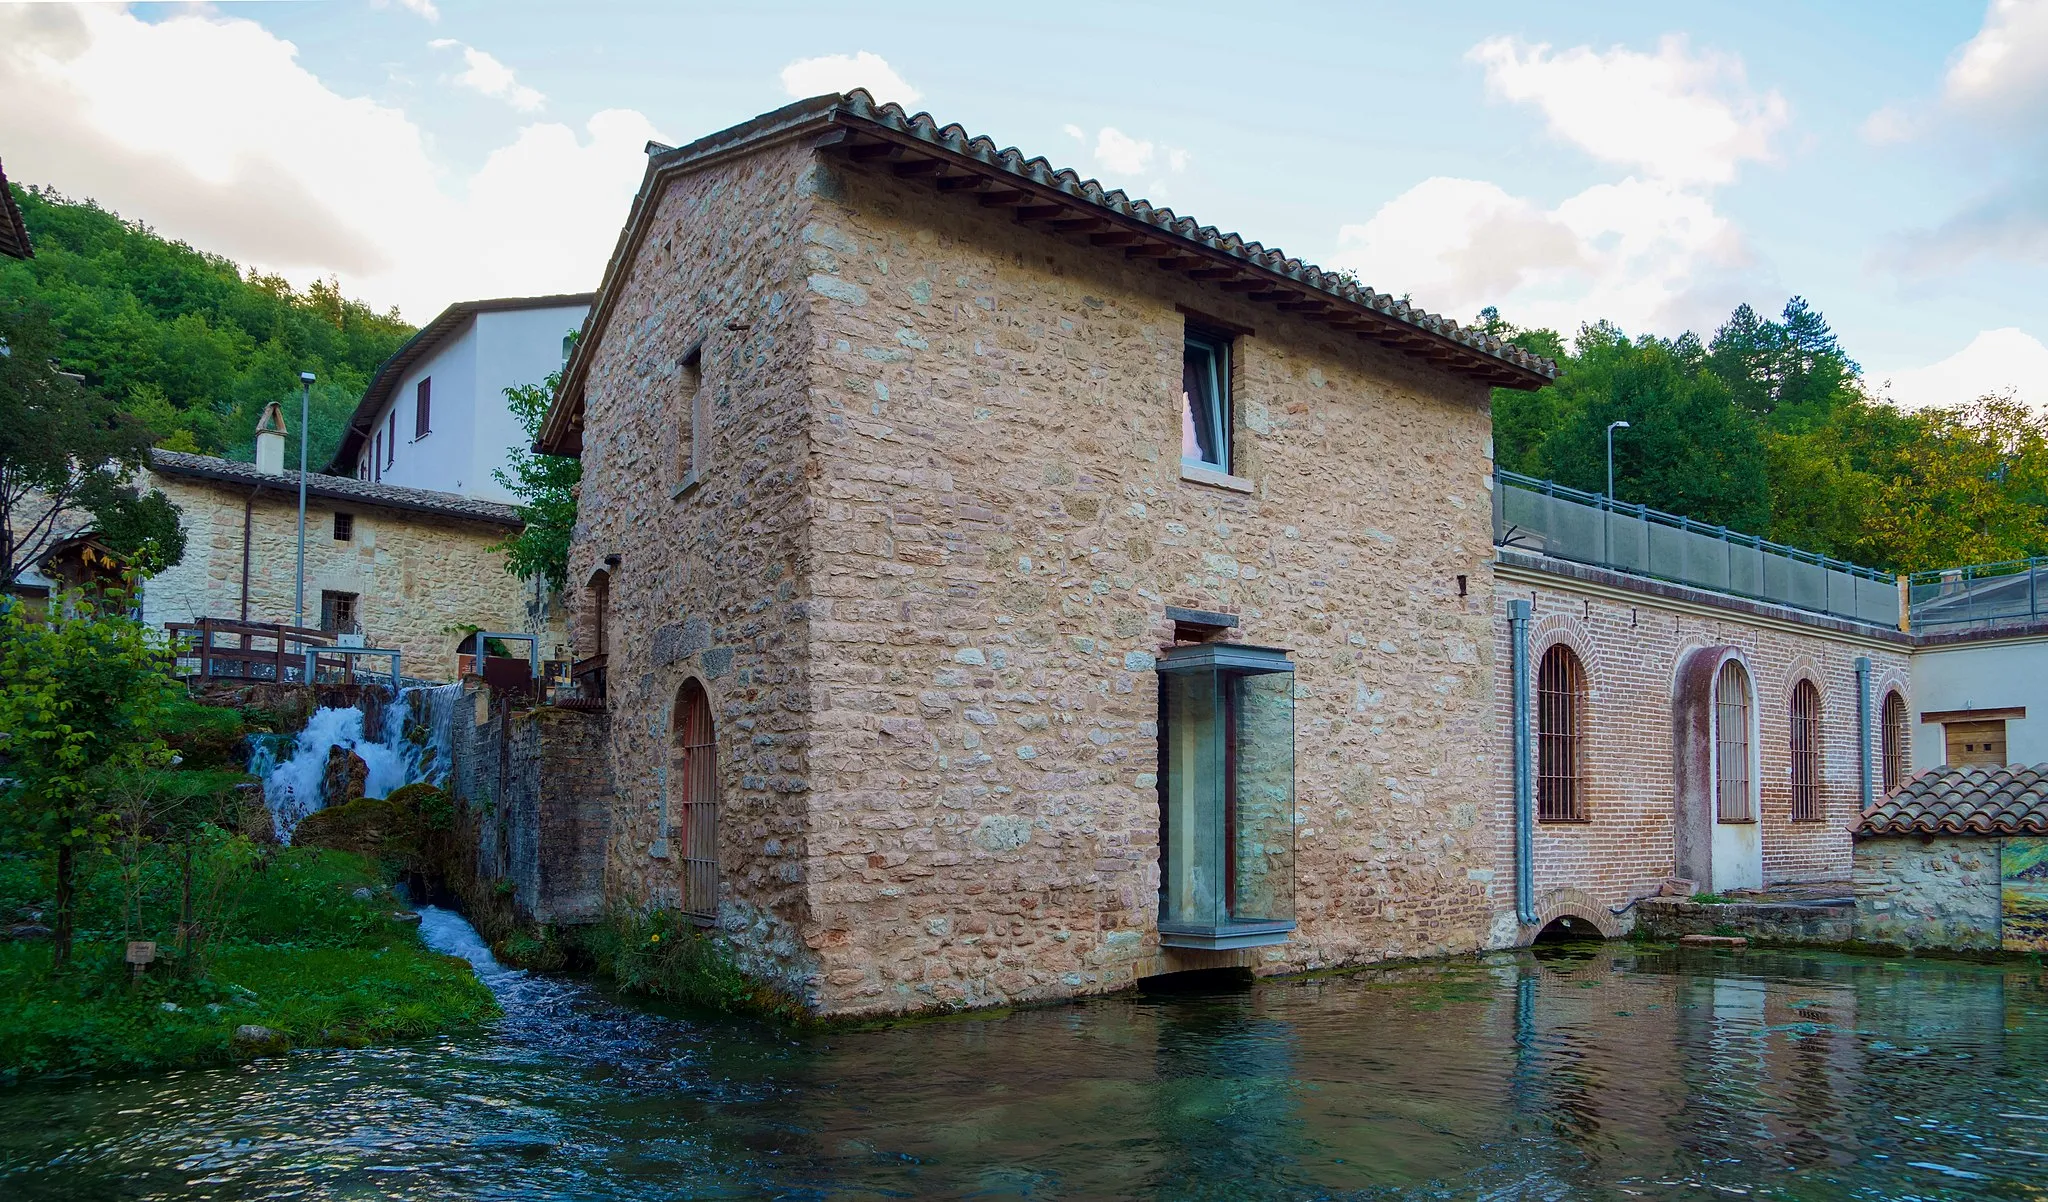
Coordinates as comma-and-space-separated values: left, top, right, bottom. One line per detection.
571, 907, 795, 1019
160, 698, 247, 769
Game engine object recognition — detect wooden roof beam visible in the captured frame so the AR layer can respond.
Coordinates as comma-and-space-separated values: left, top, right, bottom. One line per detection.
1012, 203, 1067, 222
977, 189, 1030, 206
1090, 230, 1141, 246
892, 158, 945, 177
848, 141, 901, 163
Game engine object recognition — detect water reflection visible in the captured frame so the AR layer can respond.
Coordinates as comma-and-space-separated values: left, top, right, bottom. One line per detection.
5, 929, 2048, 1199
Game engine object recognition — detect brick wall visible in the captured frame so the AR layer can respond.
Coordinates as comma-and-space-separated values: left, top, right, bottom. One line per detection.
793, 158, 1501, 1015
1491, 561, 1911, 936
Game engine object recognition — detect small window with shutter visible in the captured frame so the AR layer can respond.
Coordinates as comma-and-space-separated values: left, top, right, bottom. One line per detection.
415, 377, 432, 439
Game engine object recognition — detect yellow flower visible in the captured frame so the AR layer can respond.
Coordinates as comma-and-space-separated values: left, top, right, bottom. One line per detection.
649, 934, 660, 943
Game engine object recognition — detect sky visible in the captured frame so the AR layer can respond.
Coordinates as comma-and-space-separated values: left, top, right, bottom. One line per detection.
3, 0, 2047, 411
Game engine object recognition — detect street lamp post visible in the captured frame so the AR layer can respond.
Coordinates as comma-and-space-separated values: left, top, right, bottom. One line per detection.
1604, 419, 1630, 566
294, 372, 315, 632
1606, 420, 1631, 502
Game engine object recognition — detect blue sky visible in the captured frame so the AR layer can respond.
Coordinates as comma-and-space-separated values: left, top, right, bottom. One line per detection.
3, 1, 2045, 407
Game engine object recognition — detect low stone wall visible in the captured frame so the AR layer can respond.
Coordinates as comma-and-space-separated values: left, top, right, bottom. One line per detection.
1634, 897, 1853, 944
451, 684, 612, 927
1853, 836, 2001, 951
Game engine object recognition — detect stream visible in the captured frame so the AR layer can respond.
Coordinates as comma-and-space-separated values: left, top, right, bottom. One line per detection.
5, 915, 2048, 1199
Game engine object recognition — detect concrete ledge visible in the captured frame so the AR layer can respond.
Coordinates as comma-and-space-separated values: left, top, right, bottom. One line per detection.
1636, 896, 1853, 944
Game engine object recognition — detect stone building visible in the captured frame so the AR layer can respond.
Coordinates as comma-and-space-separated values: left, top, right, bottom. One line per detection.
1851, 765, 2048, 952
530, 91, 2046, 1016
540, 90, 1556, 1014
137, 408, 565, 680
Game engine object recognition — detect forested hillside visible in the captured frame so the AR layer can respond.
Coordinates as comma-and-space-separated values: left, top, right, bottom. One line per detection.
1489, 299, 2048, 574
0, 184, 413, 471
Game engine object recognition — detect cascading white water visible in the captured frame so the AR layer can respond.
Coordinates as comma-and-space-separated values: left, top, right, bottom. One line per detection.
249, 683, 463, 843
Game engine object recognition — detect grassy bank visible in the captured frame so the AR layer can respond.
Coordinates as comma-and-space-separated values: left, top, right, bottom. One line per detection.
0, 842, 497, 1079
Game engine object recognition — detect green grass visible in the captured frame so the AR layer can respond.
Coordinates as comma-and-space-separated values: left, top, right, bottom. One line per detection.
565, 908, 804, 1022
0, 838, 498, 1080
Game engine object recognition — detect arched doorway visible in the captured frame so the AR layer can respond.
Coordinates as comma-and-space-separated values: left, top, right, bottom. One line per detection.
671, 679, 719, 923
1673, 647, 1763, 893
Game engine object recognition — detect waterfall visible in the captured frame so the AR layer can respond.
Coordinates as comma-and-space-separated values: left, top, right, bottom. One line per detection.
249, 683, 463, 843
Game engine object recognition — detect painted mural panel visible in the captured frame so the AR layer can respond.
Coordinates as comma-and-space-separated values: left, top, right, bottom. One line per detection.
2001, 838, 2048, 952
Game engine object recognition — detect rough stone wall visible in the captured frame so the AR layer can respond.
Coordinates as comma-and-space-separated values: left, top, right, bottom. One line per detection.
1633, 897, 1854, 943
137, 472, 565, 680
566, 142, 820, 999
1490, 571, 1910, 936
1853, 836, 2001, 950
502, 707, 613, 924
795, 159, 1500, 1015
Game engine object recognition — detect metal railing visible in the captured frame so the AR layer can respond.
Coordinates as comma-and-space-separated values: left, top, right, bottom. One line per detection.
1493, 470, 1900, 627
1908, 556, 2048, 628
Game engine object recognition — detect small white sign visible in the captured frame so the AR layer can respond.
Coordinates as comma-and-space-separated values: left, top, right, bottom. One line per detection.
337, 633, 365, 648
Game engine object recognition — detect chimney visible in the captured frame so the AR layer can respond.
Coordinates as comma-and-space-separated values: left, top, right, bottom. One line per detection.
254, 402, 288, 475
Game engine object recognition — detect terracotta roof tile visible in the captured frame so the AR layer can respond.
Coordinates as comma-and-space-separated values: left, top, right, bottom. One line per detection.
1855, 764, 2048, 836
149, 450, 523, 527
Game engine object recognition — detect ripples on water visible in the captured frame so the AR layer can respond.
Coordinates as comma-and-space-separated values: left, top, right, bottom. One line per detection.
5, 912, 2048, 1199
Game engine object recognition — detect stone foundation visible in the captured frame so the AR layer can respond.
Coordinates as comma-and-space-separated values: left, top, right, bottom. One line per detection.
1853, 836, 2000, 951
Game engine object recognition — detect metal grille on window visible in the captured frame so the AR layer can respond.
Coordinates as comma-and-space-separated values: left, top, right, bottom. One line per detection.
1790, 679, 1821, 821
673, 681, 718, 923
1537, 644, 1586, 821
1715, 659, 1753, 822
1882, 691, 1908, 793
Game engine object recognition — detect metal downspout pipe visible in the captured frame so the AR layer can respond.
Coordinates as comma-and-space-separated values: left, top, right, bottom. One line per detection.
1509, 599, 1538, 926
1855, 656, 1873, 811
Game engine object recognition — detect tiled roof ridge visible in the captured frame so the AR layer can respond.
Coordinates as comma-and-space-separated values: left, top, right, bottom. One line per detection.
149, 449, 523, 526
833, 89, 1555, 381
1855, 762, 2048, 836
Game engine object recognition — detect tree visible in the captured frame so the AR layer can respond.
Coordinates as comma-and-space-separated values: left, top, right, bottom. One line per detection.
0, 297, 186, 586
491, 358, 580, 593
0, 585, 179, 968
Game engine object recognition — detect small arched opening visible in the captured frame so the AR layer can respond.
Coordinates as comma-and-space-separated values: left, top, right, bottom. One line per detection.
1533, 914, 1604, 944
1881, 689, 1909, 794
671, 678, 719, 924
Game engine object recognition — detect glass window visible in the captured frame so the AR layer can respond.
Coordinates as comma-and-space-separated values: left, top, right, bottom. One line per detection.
1881, 691, 1908, 793
1180, 330, 1231, 473
1715, 659, 1753, 823
1537, 645, 1586, 821
1158, 643, 1294, 949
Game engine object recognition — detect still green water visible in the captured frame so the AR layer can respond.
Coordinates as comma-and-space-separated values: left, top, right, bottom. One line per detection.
4, 912, 2047, 1199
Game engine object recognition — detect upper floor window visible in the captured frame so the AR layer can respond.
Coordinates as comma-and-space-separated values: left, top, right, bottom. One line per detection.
674, 346, 705, 494
415, 377, 432, 439
1881, 691, 1909, 793
1714, 659, 1754, 823
1790, 679, 1821, 821
1181, 327, 1232, 474
386, 410, 398, 467
332, 512, 354, 542
1537, 644, 1587, 821
372, 430, 383, 481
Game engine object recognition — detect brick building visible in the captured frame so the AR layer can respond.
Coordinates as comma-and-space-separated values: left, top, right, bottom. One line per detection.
535, 91, 2035, 1016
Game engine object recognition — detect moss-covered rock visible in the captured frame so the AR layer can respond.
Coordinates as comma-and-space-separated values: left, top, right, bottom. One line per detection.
291, 784, 458, 886
162, 697, 248, 769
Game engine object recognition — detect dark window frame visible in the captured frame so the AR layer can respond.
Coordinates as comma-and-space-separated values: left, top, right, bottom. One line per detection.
332, 512, 354, 542
414, 377, 432, 440
386, 410, 398, 467
1180, 325, 1233, 474
319, 589, 359, 635
1881, 690, 1909, 794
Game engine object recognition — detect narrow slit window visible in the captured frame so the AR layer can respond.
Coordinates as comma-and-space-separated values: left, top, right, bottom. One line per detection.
415, 377, 432, 439
1881, 691, 1908, 793
1181, 328, 1231, 473
1790, 679, 1821, 821
673, 347, 705, 493
1715, 659, 1754, 823
1537, 645, 1587, 821
386, 410, 397, 467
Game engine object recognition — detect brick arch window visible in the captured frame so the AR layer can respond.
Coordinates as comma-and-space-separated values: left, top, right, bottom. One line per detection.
1715, 659, 1755, 823
1789, 678, 1822, 821
672, 679, 719, 924
1882, 689, 1909, 794
1537, 643, 1588, 821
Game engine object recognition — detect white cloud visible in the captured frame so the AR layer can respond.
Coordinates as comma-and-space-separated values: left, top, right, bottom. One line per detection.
1468, 34, 1787, 186
778, 51, 920, 106
1093, 127, 1154, 176
1052, 124, 1189, 198
1874, 328, 2048, 411
387, 0, 440, 19
1334, 175, 1752, 337
0, 5, 660, 320
1945, 0, 2048, 115
431, 39, 543, 112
